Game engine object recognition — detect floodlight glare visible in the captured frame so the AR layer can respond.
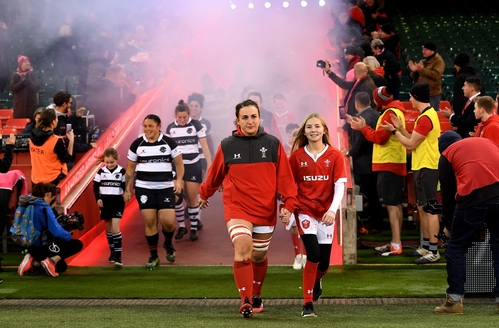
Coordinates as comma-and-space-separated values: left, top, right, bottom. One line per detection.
319, 0, 326, 6
283, 2, 289, 8
231, 4, 236, 9
249, 2, 254, 9
265, 2, 272, 8
301, 1, 308, 7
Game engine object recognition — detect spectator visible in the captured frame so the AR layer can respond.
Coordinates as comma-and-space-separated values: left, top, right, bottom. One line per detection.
377, 24, 401, 63
29, 107, 74, 185
360, 0, 388, 32
371, 39, 401, 100
363, 56, 388, 87
380, 83, 441, 264
283, 123, 299, 156
440, 77, 481, 139
85, 66, 137, 131
346, 0, 365, 32
85, 46, 109, 92
16, 182, 83, 277
452, 53, 478, 115
273, 93, 297, 142
20, 107, 44, 134
349, 28, 372, 57
473, 96, 499, 144
344, 92, 382, 233
409, 41, 445, 110
248, 91, 282, 140
435, 134, 499, 315
10, 55, 40, 119
0, 20, 11, 92
324, 61, 376, 130
343, 45, 365, 79
53, 25, 80, 91
0, 130, 15, 172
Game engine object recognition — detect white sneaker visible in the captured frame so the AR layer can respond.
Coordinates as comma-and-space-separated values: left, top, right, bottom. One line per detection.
293, 254, 303, 270
301, 254, 307, 268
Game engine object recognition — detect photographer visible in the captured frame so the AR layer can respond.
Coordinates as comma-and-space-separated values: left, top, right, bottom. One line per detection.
17, 183, 83, 277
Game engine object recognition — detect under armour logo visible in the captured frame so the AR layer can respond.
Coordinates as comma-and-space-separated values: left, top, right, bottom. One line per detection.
300, 161, 308, 167
253, 280, 262, 285
326, 233, 333, 238
238, 287, 246, 292
307, 289, 313, 294
234, 153, 241, 159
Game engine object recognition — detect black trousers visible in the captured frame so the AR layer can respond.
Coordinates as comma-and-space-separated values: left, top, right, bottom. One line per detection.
28, 239, 83, 273
358, 173, 384, 230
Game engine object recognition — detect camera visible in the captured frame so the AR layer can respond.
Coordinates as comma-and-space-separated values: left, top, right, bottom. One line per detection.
316, 60, 327, 68
422, 199, 442, 215
57, 212, 85, 231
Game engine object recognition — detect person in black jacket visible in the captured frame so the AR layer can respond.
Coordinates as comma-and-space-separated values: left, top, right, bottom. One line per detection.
0, 131, 15, 173
343, 92, 383, 232
452, 53, 479, 116
371, 39, 401, 100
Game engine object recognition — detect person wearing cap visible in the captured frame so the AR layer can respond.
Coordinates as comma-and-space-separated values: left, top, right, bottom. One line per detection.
371, 39, 401, 99
435, 132, 499, 315
10, 55, 40, 119
451, 53, 479, 115
380, 83, 441, 264
377, 23, 401, 63
343, 92, 382, 234
473, 96, 499, 145
343, 44, 365, 75
440, 76, 481, 139
408, 41, 445, 111
351, 86, 407, 256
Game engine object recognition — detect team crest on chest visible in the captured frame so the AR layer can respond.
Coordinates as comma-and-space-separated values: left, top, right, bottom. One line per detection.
260, 147, 267, 158
324, 159, 331, 168
187, 127, 193, 134
160, 146, 166, 153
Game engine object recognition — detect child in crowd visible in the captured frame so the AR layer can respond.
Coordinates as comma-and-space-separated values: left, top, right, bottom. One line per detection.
93, 147, 126, 266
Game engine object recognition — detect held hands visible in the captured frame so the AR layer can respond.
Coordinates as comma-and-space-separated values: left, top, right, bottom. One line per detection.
173, 180, 182, 195
322, 211, 336, 226
199, 198, 210, 209
279, 207, 291, 224
350, 116, 366, 131
123, 191, 131, 202
97, 199, 104, 207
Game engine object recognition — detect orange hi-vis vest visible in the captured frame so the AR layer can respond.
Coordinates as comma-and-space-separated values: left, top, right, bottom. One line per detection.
29, 135, 68, 184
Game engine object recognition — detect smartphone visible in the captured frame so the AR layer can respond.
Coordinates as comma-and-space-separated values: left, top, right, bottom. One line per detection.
66, 123, 72, 133
339, 106, 346, 120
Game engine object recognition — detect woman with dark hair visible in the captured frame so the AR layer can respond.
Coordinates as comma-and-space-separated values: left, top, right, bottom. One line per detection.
165, 100, 211, 242
125, 114, 184, 269
17, 182, 83, 277
10, 55, 40, 119
29, 107, 74, 186
199, 99, 298, 318
289, 113, 347, 317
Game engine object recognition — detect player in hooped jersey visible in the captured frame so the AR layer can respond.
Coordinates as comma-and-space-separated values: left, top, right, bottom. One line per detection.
288, 113, 347, 317
93, 147, 126, 266
125, 115, 184, 270
165, 100, 212, 242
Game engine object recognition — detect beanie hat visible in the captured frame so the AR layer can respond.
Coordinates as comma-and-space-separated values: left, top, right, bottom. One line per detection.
380, 23, 393, 35
438, 131, 462, 153
410, 83, 431, 103
422, 41, 437, 52
344, 45, 356, 55
372, 86, 393, 106
17, 55, 30, 67
453, 53, 470, 67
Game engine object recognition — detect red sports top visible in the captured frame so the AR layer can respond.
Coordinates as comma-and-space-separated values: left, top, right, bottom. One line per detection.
199, 128, 298, 226
289, 145, 347, 220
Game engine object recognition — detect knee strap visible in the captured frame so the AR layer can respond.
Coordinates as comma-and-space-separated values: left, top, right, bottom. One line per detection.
228, 224, 252, 244
253, 236, 272, 252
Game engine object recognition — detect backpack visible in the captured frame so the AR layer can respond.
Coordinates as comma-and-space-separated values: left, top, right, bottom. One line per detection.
10, 204, 47, 247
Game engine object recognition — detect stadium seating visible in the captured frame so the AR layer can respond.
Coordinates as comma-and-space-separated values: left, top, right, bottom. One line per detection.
5, 118, 30, 130
1, 128, 18, 135
0, 109, 14, 127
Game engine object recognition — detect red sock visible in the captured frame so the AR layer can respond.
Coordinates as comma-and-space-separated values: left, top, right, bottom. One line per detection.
303, 261, 319, 303
252, 257, 268, 296
233, 259, 253, 303
291, 232, 301, 256
315, 269, 327, 282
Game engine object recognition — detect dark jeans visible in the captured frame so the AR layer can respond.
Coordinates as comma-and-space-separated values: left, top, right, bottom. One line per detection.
359, 173, 383, 230
446, 196, 499, 297
28, 239, 83, 273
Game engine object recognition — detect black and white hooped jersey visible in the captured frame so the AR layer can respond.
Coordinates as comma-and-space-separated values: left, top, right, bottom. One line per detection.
197, 116, 212, 159
165, 118, 206, 165
93, 164, 126, 196
127, 133, 181, 189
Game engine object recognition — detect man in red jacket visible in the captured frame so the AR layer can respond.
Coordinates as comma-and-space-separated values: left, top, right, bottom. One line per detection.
473, 96, 499, 145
